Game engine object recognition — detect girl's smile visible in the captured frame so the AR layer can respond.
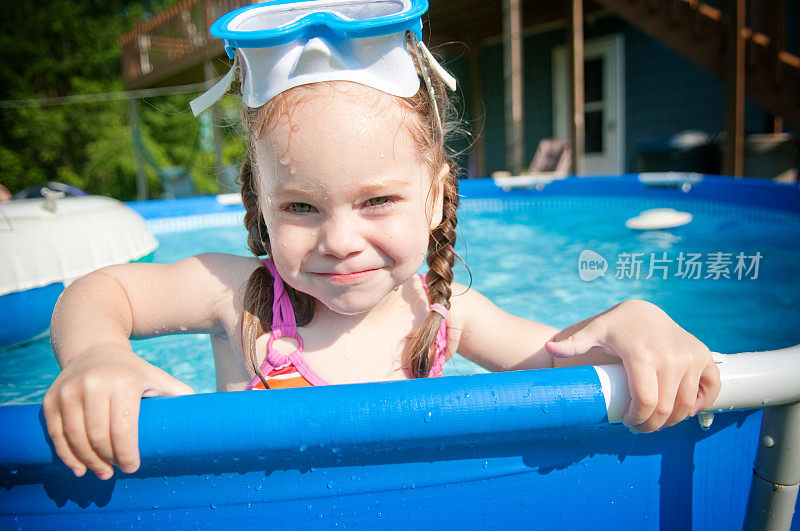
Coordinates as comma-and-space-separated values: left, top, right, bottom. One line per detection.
313, 268, 383, 285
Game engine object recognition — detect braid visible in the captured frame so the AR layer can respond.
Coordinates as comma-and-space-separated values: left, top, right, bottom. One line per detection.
399, 34, 464, 378
407, 158, 459, 378
241, 149, 270, 257
239, 148, 274, 387
239, 136, 316, 387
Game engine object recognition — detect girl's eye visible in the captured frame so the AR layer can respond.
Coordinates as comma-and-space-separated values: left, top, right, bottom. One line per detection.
288, 203, 315, 213
367, 197, 389, 207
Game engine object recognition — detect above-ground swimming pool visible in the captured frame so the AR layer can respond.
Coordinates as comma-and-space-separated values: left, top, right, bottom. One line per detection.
1, 174, 799, 529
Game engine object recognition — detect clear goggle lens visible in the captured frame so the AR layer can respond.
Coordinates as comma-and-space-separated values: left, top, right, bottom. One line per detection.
232, 0, 407, 31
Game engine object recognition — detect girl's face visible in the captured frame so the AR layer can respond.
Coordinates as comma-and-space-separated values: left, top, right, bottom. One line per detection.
253, 82, 446, 315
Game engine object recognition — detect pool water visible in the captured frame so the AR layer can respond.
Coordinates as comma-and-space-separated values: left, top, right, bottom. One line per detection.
2, 195, 799, 405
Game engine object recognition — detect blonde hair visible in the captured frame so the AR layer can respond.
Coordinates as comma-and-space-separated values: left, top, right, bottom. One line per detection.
239, 35, 462, 386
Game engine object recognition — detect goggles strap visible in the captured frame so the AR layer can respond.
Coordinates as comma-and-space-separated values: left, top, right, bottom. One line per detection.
410, 33, 443, 144
417, 41, 457, 92
190, 57, 238, 117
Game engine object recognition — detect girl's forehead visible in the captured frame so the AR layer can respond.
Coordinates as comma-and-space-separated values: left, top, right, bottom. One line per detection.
260, 82, 418, 155
253, 82, 430, 191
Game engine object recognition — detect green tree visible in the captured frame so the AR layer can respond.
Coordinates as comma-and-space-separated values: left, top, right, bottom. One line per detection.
0, 0, 246, 200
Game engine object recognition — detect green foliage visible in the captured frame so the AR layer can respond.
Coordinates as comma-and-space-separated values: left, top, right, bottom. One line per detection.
0, 0, 244, 200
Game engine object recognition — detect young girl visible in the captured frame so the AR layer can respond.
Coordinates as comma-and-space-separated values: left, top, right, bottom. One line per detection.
43, 0, 720, 482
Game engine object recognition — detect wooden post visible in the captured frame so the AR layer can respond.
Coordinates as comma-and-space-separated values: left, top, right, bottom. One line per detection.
502, 0, 524, 174
204, 60, 225, 191
127, 98, 148, 201
469, 44, 486, 179
568, 0, 585, 175
722, 0, 745, 177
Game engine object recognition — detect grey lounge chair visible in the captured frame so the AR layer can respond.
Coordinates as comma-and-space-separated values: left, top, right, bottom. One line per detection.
492, 138, 572, 190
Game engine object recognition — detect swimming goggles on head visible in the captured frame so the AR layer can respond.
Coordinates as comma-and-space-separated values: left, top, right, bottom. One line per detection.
190, 0, 456, 116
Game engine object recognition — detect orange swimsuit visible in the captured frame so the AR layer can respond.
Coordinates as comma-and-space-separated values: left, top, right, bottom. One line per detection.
246, 259, 448, 390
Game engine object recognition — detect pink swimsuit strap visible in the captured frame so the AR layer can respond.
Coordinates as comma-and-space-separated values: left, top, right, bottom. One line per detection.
247, 264, 449, 389
256, 259, 328, 386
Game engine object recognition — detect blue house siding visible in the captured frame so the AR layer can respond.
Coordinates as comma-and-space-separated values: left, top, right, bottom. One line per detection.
451, 14, 769, 177
621, 23, 765, 171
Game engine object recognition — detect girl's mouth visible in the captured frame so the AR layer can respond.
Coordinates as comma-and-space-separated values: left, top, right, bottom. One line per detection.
316, 268, 381, 284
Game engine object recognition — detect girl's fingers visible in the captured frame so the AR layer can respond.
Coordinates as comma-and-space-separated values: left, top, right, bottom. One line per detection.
109, 393, 142, 474
622, 361, 659, 429
43, 396, 87, 477
545, 318, 607, 358
60, 395, 114, 479
633, 366, 682, 432
83, 388, 117, 468
694, 362, 722, 413
662, 370, 699, 428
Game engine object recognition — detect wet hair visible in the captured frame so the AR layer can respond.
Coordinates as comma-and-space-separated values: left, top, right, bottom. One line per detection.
240, 34, 462, 387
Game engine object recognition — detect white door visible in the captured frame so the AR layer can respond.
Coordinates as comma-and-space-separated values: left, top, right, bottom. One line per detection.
553, 34, 625, 175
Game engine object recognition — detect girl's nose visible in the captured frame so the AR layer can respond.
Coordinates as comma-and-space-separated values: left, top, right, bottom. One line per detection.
316, 214, 364, 258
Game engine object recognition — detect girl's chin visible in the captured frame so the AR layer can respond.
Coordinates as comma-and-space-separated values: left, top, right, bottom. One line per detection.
314, 287, 404, 317
317, 297, 385, 316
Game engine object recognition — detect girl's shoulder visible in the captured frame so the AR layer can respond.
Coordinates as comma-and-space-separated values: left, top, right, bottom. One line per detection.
177, 253, 263, 289
446, 281, 489, 323
170, 253, 264, 331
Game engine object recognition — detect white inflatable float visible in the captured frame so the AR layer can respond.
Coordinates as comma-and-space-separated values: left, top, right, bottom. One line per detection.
0, 195, 157, 348
625, 207, 693, 231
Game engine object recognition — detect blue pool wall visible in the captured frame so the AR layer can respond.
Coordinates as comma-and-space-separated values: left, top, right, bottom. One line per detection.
2, 366, 795, 529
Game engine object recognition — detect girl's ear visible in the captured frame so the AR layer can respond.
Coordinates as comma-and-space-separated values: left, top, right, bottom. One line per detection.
429, 163, 449, 230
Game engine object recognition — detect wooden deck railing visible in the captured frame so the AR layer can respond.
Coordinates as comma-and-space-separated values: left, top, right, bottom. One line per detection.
120, 0, 253, 89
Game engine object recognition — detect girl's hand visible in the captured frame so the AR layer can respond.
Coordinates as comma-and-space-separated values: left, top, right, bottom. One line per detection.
545, 299, 721, 433
43, 346, 194, 479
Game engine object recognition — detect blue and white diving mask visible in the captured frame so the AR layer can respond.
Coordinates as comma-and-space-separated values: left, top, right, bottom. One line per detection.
190, 0, 456, 116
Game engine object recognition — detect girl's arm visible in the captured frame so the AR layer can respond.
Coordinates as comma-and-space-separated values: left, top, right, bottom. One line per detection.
43, 253, 260, 480
451, 286, 721, 433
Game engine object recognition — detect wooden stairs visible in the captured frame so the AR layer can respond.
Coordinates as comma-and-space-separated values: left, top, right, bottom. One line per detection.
591, 0, 800, 129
